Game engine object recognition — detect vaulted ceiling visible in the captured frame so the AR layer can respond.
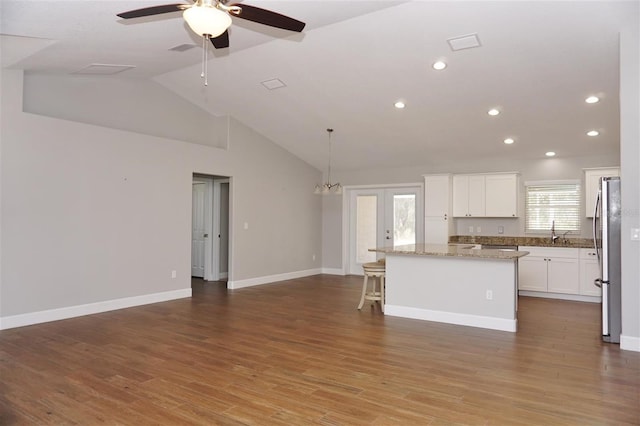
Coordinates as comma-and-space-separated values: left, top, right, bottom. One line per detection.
2, 1, 634, 172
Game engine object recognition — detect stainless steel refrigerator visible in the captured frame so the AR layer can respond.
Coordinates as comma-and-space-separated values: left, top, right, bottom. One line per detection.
592, 176, 622, 343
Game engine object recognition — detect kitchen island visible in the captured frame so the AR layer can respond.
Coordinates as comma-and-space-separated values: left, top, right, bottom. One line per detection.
370, 244, 529, 332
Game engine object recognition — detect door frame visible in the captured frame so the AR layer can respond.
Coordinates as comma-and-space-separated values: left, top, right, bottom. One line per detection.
212, 178, 230, 281
342, 183, 424, 275
192, 174, 232, 284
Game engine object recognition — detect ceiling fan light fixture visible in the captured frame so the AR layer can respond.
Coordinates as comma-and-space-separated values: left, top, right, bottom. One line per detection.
183, 6, 232, 38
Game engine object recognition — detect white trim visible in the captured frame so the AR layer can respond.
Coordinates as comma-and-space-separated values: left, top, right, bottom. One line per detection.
342, 182, 423, 190
0, 288, 192, 330
385, 305, 517, 332
321, 267, 345, 275
227, 269, 321, 289
518, 291, 601, 303
620, 335, 640, 352
524, 179, 580, 186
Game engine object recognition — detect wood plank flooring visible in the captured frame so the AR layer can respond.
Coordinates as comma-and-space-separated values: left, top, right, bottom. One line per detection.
1, 275, 638, 425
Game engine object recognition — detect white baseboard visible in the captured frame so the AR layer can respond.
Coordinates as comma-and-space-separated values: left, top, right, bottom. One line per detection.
0, 288, 192, 330
227, 268, 322, 289
385, 305, 517, 332
321, 268, 345, 275
620, 335, 640, 352
519, 291, 601, 303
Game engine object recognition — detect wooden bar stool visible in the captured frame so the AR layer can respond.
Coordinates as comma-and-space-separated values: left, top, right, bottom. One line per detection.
358, 260, 386, 312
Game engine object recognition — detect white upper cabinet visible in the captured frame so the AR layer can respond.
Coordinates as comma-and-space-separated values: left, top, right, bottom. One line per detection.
453, 175, 485, 217
584, 167, 620, 217
485, 174, 518, 217
424, 174, 451, 217
453, 173, 518, 218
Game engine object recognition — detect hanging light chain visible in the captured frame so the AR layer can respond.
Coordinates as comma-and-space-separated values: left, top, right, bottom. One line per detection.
201, 35, 210, 86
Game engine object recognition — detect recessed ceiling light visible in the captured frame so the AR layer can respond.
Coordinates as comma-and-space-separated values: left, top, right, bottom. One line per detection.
394, 101, 406, 109
488, 108, 500, 116
585, 96, 600, 104
587, 130, 600, 136
545, 151, 556, 157
432, 61, 447, 70
503, 138, 514, 145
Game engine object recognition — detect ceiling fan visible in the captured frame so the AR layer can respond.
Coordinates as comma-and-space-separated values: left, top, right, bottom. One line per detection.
116, 0, 306, 49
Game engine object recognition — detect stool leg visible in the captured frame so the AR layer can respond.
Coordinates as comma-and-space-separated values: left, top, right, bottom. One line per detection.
358, 274, 368, 310
380, 275, 385, 313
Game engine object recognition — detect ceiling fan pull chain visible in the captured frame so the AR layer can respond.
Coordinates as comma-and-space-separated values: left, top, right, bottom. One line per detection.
200, 34, 210, 86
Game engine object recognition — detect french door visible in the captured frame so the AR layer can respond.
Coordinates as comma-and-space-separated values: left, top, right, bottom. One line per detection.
347, 186, 423, 275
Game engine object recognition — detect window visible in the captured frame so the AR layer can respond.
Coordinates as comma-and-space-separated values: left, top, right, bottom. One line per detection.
525, 182, 581, 232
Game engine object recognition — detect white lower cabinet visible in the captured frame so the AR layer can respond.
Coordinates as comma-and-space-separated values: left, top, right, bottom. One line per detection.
518, 246, 579, 294
579, 248, 602, 297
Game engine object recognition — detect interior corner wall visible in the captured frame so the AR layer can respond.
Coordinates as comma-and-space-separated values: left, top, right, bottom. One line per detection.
619, 17, 640, 349
0, 69, 322, 325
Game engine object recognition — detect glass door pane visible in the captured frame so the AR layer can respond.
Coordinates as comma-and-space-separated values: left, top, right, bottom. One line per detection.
392, 194, 416, 247
356, 195, 378, 264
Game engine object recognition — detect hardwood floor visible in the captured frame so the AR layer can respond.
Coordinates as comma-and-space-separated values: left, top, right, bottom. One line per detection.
1, 275, 638, 425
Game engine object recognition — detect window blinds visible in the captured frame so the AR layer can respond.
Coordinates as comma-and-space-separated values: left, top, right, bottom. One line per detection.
525, 183, 581, 232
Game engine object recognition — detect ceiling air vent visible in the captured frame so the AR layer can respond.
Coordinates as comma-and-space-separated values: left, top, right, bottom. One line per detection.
447, 33, 481, 51
169, 43, 197, 52
261, 78, 287, 90
72, 64, 136, 75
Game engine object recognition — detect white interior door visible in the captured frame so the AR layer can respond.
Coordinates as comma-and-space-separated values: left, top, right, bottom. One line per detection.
191, 181, 207, 277
348, 186, 422, 275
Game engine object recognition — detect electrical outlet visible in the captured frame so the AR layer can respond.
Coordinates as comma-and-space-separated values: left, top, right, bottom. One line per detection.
632, 228, 640, 241
171, 270, 177, 279
244, 222, 249, 230
486, 290, 493, 300
468, 226, 474, 233
312, 254, 316, 261
476, 226, 482, 233
498, 226, 504, 234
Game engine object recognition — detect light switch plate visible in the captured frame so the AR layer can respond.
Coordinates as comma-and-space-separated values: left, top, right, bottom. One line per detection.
632, 228, 640, 241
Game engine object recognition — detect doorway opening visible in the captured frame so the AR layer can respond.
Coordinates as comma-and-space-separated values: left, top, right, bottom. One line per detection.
192, 174, 230, 284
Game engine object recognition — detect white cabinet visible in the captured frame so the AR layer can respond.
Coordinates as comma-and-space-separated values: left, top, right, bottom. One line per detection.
452, 175, 485, 217
579, 248, 601, 296
485, 174, 518, 217
424, 175, 452, 244
584, 167, 619, 217
518, 255, 548, 292
518, 246, 580, 294
453, 173, 518, 217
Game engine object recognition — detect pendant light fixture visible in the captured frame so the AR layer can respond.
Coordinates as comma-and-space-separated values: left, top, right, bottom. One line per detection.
314, 128, 342, 195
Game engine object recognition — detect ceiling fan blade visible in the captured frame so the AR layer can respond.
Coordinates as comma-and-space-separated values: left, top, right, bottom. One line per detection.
117, 4, 188, 19
210, 31, 230, 49
229, 4, 305, 32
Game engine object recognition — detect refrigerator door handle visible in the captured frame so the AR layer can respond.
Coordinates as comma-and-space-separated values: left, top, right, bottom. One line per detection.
592, 190, 601, 263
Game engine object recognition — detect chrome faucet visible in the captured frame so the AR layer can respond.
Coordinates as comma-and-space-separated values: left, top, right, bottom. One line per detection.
551, 220, 559, 244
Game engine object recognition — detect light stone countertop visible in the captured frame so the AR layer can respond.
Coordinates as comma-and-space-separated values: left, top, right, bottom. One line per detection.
370, 244, 529, 260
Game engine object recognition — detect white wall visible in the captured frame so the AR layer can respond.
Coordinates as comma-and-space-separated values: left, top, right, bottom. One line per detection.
619, 15, 640, 350
23, 73, 228, 149
0, 69, 322, 325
